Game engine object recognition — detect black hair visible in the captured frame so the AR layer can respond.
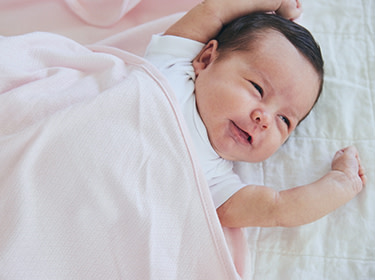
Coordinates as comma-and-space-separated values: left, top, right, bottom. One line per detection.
215, 13, 324, 121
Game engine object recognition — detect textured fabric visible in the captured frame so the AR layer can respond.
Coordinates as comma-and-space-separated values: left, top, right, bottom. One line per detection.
0, 0, 200, 44
0, 32, 247, 279
64, 0, 141, 27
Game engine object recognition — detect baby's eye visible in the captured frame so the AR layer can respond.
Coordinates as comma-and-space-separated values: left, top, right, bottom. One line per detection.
279, 115, 290, 127
250, 81, 263, 97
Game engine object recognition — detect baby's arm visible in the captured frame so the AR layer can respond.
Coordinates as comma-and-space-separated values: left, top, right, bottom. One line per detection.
217, 146, 367, 228
164, 0, 302, 43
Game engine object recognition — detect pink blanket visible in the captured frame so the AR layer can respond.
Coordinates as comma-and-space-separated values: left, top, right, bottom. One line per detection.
0, 0, 200, 44
65, 0, 141, 26
0, 31, 248, 279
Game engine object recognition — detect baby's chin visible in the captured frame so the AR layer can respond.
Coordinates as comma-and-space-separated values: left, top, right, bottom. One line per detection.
214, 147, 270, 163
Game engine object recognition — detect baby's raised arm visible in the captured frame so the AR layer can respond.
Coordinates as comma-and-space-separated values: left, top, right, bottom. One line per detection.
165, 0, 302, 43
218, 146, 366, 228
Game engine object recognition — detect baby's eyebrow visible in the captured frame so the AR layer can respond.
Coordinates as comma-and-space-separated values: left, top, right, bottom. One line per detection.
251, 68, 273, 94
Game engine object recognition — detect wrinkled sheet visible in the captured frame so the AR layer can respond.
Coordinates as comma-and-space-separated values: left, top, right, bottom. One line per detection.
0, 32, 248, 279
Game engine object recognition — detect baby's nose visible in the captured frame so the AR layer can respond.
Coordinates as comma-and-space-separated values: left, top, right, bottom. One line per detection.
251, 109, 271, 129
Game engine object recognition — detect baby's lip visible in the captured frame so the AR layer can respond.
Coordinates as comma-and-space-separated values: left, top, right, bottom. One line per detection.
232, 121, 253, 145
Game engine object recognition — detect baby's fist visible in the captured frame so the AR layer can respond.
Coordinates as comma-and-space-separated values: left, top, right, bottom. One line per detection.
331, 146, 366, 193
277, 0, 303, 20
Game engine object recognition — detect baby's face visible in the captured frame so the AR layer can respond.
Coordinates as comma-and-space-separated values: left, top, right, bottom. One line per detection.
192, 30, 320, 162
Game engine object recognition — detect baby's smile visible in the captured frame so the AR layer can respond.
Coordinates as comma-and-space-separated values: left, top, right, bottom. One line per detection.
230, 121, 253, 145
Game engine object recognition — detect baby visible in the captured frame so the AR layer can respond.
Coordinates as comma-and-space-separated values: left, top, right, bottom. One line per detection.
145, 0, 366, 228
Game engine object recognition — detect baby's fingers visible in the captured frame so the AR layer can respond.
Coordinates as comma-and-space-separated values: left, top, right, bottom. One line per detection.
357, 155, 367, 185
332, 146, 355, 162
336, 146, 358, 158
335, 146, 366, 186
277, 0, 303, 20
331, 146, 360, 172
349, 146, 367, 185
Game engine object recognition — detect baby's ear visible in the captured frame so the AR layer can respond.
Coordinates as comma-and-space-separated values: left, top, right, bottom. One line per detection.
192, 40, 219, 76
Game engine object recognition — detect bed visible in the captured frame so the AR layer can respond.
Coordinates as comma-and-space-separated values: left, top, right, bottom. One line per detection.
0, 0, 374, 279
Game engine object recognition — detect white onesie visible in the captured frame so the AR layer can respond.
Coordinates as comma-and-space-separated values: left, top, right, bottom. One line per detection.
145, 34, 246, 208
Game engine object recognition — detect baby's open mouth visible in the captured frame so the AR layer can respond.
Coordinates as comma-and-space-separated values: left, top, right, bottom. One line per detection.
243, 131, 252, 144
232, 121, 252, 144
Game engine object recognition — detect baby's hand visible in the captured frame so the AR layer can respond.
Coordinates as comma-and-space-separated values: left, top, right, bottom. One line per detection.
202, 0, 302, 26
276, 0, 303, 20
331, 146, 366, 193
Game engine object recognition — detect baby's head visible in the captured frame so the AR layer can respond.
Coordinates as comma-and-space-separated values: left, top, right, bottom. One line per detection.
215, 13, 324, 116
192, 13, 324, 162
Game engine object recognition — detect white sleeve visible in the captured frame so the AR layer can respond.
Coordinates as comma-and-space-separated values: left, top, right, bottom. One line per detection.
145, 34, 204, 68
209, 162, 248, 209
144, 35, 204, 102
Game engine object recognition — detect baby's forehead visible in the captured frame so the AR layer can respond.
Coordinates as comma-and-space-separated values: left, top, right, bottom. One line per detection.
247, 29, 295, 52
219, 30, 298, 64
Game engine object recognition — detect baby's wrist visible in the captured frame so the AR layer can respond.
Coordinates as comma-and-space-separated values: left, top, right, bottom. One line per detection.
200, 1, 225, 27
330, 170, 362, 194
